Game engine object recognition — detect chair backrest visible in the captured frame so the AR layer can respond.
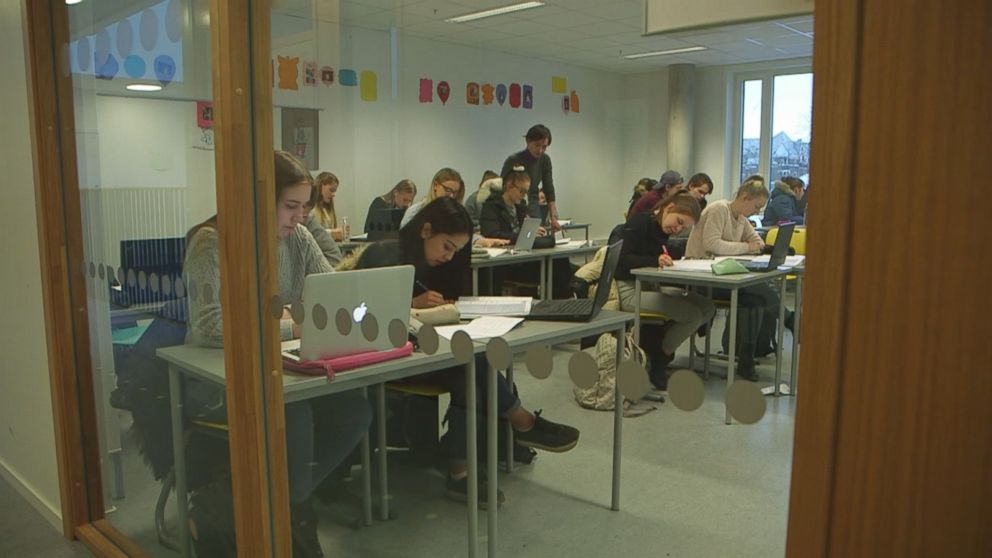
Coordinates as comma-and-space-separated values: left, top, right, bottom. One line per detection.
765, 225, 806, 255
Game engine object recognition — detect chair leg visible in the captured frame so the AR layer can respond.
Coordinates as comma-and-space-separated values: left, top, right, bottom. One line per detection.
156, 469, 181, 552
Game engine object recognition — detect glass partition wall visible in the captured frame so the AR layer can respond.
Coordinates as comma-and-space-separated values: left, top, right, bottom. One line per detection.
34, 0, 288, 555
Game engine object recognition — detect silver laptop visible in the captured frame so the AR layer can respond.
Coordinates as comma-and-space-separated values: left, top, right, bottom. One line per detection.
512, 218, 543, 252
282, 265, 414, 362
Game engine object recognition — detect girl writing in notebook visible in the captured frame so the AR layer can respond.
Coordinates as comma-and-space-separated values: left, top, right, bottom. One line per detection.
615, 190, 714, 390
364, 178, 417, 234
184, 151, 370, 558
354, 197, 579, 508
313, 171, 349, 241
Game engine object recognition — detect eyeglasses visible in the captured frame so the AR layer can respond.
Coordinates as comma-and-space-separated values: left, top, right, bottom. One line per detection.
437, 183, 459, 197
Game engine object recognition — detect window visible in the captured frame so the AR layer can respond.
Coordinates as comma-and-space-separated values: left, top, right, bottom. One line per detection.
734, 69, 813, 187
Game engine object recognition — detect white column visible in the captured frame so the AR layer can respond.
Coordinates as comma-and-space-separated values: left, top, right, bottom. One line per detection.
667, 63, 696, 175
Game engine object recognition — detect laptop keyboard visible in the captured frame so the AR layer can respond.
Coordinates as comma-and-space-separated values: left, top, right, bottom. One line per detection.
535, 298, 591, 314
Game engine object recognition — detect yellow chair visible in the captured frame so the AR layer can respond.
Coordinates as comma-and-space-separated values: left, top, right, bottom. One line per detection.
765, 226, 805, 281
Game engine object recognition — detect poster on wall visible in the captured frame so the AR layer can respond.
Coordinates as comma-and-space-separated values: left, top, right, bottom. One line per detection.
281, 107, 319, 170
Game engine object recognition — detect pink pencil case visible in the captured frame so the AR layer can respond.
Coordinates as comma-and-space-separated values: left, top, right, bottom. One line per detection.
283, 342, 414, 380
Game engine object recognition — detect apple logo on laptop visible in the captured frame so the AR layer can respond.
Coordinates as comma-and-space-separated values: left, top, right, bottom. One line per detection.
352, 302, 368, 323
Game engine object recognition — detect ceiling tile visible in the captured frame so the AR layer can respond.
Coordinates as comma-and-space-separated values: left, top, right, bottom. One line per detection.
569, 20, 640, 37
573, 0, 643, 21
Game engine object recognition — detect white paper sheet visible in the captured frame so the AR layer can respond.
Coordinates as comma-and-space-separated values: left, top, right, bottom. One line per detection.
456, 297, 532, 317
435, 316, 524, 341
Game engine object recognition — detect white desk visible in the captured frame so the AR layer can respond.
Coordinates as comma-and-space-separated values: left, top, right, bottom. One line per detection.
631, 266, 795, 424
158, 309, 634, 557
471, 243, 601, 300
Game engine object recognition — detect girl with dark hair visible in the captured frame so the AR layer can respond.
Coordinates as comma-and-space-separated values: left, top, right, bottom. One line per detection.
616, 190, 714, 389
355, 197, 580, 508
184, 150, 371, 558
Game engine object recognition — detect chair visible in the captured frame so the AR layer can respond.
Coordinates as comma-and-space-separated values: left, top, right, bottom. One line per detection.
765, 225, 806, 281
383, 381, 449, 465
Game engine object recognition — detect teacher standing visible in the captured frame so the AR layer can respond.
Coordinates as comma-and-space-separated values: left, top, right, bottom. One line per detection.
500, 124, 560, 230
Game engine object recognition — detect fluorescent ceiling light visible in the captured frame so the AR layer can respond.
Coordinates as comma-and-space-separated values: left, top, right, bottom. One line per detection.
445, 2, 545, 23
125, 83, 163, 92
66, 0, 84, 5
624, 46, 707, 60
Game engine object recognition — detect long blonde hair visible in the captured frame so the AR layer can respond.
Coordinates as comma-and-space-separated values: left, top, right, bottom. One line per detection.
381, 179, 417, 206
427, 168, 465, 202
313, 171, 339, 228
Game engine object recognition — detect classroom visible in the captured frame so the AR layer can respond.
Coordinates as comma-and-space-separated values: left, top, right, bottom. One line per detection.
1, 1, 988, 557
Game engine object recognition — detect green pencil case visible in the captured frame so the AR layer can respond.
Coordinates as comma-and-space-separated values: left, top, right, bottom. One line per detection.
711, 258, 750, 275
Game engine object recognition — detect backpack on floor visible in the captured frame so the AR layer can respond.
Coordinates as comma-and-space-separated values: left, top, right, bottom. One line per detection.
573, 332, 652, 416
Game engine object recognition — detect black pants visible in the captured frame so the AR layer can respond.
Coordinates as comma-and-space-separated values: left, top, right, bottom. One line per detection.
714, 281, 781, 357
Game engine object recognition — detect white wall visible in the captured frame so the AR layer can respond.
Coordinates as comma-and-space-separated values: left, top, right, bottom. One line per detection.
272, 21, 629, 237
0, 1, 64, 530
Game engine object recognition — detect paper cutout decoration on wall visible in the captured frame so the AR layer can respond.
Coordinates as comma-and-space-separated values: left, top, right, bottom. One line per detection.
419, 78, 433, 102
304, 62, 317, 86
96, 54, 119, 80
321, 66, 334, 86
154, 54, 176, 85
165, 0, 184, 42
562, 95, 570, 114
509, 83, 522, 108
140, 8, 159, 51
117, 19, 134, 57
277, 56, 299, 90
570, 90, 580, 113
437, 81, 451, 104
466, 82, 480, 105
522, 85, 533, 109
76, 37, 91, 72
360, 71, 378, 102
495, 84, 507, 105
94, 28, 111, 69
481, 83, 494, 105
552, 76, 567, 93
339, 69, 358, 86
124, 55, 146, 78
196, 101, 214, 128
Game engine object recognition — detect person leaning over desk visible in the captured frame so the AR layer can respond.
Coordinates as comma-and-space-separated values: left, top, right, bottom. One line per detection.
352, 197, 580, 508
615, 190, 714, 390
685, 176, 795, 380
500, 124, 561, 230
183, 150, 370, 558
363, 178, 417, 234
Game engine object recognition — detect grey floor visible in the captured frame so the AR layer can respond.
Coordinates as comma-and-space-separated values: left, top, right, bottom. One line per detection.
8, 303, 798, 558
0, 478, 91, 557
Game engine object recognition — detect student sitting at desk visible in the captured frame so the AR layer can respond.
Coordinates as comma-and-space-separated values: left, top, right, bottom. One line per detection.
626, 177, 658, 216
184, 150, 371, 557
313, 171, 349, 241
615, 190, 714, 390
480, 170, 571, 298
302, 197, 344, 268
464, 170, 499, 227
627, 170, 684, 218
686, 176, 792, 379
685, 172, 714, 211
399, 168, 465, 229
364, 178, 417, 234
354, 197, 580, 507
762, 176, 806, 226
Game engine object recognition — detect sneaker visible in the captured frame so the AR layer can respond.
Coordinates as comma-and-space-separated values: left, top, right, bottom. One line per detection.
445, 472, 505, 509
513, 410, 579, 453
290, 499, 325, 558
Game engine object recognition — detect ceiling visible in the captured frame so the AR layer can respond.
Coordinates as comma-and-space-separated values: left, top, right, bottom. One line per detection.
271, 0, 814, 73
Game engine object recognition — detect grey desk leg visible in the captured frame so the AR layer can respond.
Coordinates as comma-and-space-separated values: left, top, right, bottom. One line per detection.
361, 387, 373, 526
774, 275, 787, 395
726, 289, 738, 425
377, 384, 389, 521
633, 279, 642, 345
168, 366, 190, 557
584, 226, 589, 241
473, 268, 479, 296
704, 287, 712, 381
542, 258, 550, 301
790, 274, 803, 395
466, 357, 479, 557
487, 363, 499, 557
504, 365, 514, 474
611, 326, 625, 511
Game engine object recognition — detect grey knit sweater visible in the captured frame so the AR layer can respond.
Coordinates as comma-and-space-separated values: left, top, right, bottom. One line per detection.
184, 224, 334, 347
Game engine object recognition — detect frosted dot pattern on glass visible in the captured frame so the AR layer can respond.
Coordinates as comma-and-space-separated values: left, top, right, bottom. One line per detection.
388, 319, 406, 348
418, 325, 438, 355
361, 314, 379, 342
668, 369, 705, 412
289, 301, 305, 324
451, 331, 473, 364
525, 346, 554, 379
335, 308, 352, 335
312, 304, 328, 331
139, 9, 159, 51
568, 352, 599, 389
726, 380, 766, 424
616, 360, 651, 401
485, 338, 512, 370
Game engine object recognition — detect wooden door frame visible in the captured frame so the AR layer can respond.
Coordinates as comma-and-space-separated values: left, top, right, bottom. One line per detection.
20, 0, 289, 554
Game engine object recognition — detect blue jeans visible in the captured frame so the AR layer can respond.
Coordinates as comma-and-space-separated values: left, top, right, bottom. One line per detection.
285, 391, 371, 503
443, 353, 521, 463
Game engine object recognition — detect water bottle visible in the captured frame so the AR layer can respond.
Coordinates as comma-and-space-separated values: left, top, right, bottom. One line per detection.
341, 216, 351, 241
